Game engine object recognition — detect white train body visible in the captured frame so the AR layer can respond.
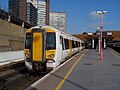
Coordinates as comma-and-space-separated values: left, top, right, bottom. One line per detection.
24, 26, 85, 71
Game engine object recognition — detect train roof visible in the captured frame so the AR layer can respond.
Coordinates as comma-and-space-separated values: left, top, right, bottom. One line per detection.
28, 26, 84, 42
29, 26, 58, 32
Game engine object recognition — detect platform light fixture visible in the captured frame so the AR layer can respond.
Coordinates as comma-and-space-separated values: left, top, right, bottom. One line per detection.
96, 11, 107, 60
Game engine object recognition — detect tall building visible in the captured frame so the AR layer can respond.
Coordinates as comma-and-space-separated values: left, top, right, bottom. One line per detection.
50, 12, 66, 32
8, 0, 37, 26
33, 0, 50, 26
26, 0, 37, 26
45, 0, 50, 25
8, 0, 19, 18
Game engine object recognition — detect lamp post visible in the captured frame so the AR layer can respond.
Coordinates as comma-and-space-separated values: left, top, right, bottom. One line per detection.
96, 11, 107, 60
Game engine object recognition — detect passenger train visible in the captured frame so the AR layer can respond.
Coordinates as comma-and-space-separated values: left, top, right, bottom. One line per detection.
24, 26, 85, 72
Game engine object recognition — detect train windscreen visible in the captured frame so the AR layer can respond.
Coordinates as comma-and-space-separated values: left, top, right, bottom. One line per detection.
25, 33, 31, 49
46, 32, 56, 50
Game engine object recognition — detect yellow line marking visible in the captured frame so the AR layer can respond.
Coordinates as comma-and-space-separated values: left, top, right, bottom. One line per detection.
55, 50, 87, 90
110, 49, 120, 59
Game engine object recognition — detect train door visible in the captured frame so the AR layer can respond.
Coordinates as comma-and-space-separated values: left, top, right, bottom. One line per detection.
78, 42, 80, 51
80, 40, 82, 50
32, 29, 46, 63
60, 36, 66, 60
69, 40, 72, 57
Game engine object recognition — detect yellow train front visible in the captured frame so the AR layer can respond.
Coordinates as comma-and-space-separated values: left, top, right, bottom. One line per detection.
24, 26, 85, 72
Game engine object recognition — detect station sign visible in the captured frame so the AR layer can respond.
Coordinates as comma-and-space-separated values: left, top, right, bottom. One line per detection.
96, 33, 101, 36
88, 33, 93, 35
107, 32, 112, 35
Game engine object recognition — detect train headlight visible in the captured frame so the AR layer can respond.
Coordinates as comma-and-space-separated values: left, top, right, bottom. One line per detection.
25, 53, 29, 57
48, 54, 54, 58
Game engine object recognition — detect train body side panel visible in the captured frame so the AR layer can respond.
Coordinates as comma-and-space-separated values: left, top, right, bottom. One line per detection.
80, 40, 82, 50
56, 32, 62, 65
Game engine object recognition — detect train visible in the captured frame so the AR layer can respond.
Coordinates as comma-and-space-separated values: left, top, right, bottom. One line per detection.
24, 26, 85, 72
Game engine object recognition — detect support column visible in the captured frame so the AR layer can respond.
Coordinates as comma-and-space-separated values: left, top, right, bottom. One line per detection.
92, 39, 94, 49
104, 39, 106, 49
99, 37, 100, 53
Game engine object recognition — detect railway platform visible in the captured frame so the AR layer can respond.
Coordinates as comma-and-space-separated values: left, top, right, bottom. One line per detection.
26, 49, 120, 90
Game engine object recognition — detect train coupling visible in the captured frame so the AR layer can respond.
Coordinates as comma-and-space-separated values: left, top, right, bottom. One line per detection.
33, 62, 47, 72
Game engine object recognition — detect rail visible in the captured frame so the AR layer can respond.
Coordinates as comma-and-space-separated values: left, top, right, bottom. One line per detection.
0, 60, 51, 90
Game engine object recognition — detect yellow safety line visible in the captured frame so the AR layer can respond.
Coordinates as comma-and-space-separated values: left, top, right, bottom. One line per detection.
110, 49, 120, 59
55, 50, 87, 90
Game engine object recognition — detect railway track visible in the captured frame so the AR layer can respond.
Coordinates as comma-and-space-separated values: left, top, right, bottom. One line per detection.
0, 51, 83, 90
0, 61, 50, 90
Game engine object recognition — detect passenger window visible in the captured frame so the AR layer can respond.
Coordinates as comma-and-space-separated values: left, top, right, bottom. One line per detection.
76, 41, 78, 47
72, 40, 75, 48
64, 39, 69, 50
79, 42, 81, 47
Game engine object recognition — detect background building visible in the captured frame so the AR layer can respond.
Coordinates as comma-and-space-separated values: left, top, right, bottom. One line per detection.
26, 0, 37, 26
8, 0, 37, 26
50, 12, 66, 32
73, 31, 120, 49
8, 0, 19, 19
33, 0, 50, 26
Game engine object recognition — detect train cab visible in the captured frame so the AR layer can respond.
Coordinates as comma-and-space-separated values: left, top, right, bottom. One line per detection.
24, 26, 58, 71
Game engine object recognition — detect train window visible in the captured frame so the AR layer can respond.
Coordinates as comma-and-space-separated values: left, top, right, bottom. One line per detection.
82, 42, 85, 46
25, 33, 31, 49
76, 41, 78, 47
72, 40, 75, 48
46, 32, 56, 50
64, 39, 69, 50
79, 42, 80, 47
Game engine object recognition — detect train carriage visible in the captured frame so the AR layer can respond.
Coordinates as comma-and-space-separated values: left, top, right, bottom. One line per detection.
24, 26, 85, 72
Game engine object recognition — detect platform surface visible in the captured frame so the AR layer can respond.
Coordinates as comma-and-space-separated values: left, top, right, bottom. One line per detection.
26, 49, 120, 90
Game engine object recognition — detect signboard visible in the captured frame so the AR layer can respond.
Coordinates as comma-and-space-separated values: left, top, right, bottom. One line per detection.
88, 33, 93, 35
107, 32, 112, 35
